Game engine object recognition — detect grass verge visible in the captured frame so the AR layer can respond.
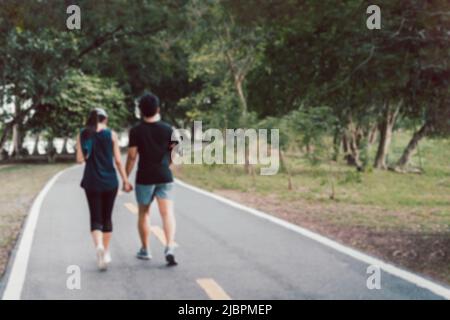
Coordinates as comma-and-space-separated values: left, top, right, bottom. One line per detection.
175, 133, 450, 285
0, 164, 69, 278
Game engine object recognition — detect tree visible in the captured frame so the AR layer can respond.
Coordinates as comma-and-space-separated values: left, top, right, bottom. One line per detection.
228, 0, 449, 172
0, 0, 171, 153
0, 28, 79, 156
25, 70, 126, 161
27, 70, 127, 137
394, 1, 450, 170
182, 0, 265, 124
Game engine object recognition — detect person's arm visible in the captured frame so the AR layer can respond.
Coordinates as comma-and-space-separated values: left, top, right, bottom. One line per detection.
168, 128, 180, 168
126, 147, 138, 177
126, 127, 138, 177
112, 131, 132, 192
75, 134, 85, 164
168, 142, 179, 169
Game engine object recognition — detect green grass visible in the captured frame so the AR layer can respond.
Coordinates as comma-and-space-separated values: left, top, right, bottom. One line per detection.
176, 131, 450, 232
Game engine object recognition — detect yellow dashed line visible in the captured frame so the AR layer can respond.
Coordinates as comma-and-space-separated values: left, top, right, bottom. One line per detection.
150, 225, 169, 246
196, 278, 231, 300
124, 202, 138, 214
123, 203, 178, 247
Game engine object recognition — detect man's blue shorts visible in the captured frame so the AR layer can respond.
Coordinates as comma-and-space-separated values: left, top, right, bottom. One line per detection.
135, 183, 174, 206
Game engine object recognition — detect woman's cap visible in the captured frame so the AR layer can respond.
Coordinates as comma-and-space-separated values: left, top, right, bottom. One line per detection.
95, 108, 108, 118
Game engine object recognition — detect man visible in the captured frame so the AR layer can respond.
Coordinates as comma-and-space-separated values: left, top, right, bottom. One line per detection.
126, 93, 178, 266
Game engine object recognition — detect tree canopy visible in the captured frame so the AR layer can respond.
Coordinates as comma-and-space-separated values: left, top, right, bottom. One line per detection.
0, 0, 448, 169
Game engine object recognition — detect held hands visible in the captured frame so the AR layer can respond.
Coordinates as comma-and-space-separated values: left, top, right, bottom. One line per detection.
123, 181, 133, 193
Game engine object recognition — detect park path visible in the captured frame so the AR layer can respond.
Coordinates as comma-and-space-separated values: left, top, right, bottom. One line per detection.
1, 165, 448, 300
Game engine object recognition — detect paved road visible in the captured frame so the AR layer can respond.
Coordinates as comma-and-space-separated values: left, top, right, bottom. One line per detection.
2, 165, 448, 299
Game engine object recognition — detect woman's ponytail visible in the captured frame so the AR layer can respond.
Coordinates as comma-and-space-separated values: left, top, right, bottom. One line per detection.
81, 110, 99, 141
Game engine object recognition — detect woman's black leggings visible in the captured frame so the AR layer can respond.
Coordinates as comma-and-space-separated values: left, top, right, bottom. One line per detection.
85, 188, 118, 232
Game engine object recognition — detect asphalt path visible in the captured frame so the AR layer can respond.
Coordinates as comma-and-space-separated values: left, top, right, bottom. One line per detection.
1, 165, 448, 300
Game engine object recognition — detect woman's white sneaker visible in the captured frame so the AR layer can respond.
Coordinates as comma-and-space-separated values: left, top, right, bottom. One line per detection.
96, 246, 107, 271
104, 251, 112, 264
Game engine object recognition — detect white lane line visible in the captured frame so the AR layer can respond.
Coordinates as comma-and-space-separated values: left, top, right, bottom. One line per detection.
175, 178, 450, 300
197, 278, 231, 300
2, 166, 79, 300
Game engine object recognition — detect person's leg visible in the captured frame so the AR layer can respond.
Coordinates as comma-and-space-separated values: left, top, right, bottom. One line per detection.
92, 230, 103, 249
135, 184, 155, 260
155, 183, 177, 266
103, 232, 112, 252
85, 190, 104, 248
138, 204, 151, 250
156, 197, 176, 247
101, 188, 118, 252
85, 190, 106, 270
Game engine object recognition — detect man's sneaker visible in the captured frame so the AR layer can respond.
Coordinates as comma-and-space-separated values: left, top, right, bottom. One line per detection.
136, 248, 152, 260
104, 251, 112, 264
96, 246, 107, 271
165, 246, 178, 266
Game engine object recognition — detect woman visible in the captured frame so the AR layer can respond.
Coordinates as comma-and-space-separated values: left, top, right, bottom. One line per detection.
76, 108, 132, 271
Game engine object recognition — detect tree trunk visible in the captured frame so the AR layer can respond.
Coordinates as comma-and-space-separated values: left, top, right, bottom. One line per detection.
235, 78, 248, 117
0, 101, 36, 152
0, 125, 12, 156
343, 120, 363, 169
11, 123, 22, 157
374, 123, 390, 169
368, 124, 378, 146
61, 137, 69, 154
343, 134, 355, 165
349, 130, 362, 169
10, 99, 28, 158
46, 137, 56, 163
374, 102, 400, 169
224, 48, 249, 118
279, 150, 293, 191
395, 122, 429, 170
342, 134, 349, 154
11, 98, 21, 157
31, 134, 40, 155
332, 130, 341, 161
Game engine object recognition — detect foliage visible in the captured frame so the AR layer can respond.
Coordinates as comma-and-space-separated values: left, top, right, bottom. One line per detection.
180, 0, 266, 128
0, 0, 448, 168
26, 70, 126, 138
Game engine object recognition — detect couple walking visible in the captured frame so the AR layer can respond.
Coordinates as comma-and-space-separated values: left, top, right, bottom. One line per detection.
75, 93, 178, 270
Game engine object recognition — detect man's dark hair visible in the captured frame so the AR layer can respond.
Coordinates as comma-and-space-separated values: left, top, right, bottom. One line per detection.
139, 93, 160, 118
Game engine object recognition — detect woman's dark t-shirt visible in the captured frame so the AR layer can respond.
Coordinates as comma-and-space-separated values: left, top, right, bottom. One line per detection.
128, 121, 175, 185
80, 129, 119, 192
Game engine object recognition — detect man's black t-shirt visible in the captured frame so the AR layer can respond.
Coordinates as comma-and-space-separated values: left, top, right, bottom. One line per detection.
128, 121, 175, 185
